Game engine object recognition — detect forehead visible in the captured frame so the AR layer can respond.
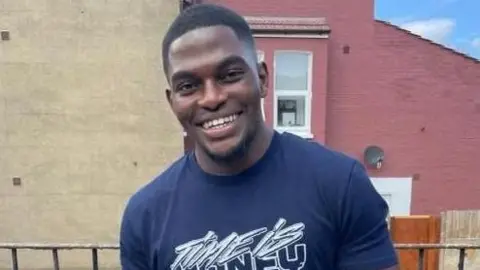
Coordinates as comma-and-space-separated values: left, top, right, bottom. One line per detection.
167, 26, 247, 76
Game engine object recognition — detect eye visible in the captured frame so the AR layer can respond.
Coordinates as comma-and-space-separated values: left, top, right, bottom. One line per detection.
218, 69, 245, 83
175, 81, 199, 95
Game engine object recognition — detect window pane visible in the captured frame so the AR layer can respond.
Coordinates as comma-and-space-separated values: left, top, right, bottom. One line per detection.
257, 51, 265, 62
261, 98, 265, 120
276, 95, 306, 127
257, 51, 266, 120
275, 52, 309, 91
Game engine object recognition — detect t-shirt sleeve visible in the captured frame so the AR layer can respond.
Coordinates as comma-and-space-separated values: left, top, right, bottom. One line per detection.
120, 200, 149, 270
336, 161, 399, 270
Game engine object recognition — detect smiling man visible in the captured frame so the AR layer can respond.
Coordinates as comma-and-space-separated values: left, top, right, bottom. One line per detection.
119, 3, 399, 270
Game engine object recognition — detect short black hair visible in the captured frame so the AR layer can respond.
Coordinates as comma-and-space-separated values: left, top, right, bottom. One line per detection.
161, 3, 256, 76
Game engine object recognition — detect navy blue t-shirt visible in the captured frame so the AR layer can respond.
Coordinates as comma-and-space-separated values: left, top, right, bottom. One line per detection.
120, 132, 398, 270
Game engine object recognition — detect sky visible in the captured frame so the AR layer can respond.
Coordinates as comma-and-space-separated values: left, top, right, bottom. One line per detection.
375, 0, 480, 60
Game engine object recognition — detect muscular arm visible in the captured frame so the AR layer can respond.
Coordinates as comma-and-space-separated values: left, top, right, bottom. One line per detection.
336, 161, 399, 270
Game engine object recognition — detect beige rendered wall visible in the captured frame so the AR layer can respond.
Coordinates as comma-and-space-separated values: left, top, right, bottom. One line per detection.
0, 0, 182, 268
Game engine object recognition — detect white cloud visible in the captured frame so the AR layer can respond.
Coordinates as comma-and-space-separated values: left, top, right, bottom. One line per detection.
472, 38, 480, 48
400, 18, 456, 43
389, 17, 414, 25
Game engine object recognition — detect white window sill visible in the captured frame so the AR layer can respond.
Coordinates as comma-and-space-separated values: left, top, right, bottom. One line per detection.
275, 129, 314, 139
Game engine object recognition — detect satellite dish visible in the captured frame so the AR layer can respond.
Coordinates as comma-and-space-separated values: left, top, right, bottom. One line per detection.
364, 145, 385, 169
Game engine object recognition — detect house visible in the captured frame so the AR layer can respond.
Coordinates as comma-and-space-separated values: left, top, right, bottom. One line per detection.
183, 0, 480, 217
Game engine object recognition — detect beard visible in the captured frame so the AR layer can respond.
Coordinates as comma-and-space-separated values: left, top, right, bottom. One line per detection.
201, 124, 256, 164
194, 115, 260, 165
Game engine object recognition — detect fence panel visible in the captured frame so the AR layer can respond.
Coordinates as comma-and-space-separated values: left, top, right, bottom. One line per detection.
390, 215, 441, 270
440, 210, 480, 270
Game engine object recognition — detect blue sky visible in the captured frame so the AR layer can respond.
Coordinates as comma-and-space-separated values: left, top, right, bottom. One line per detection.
375, 0, 480, 60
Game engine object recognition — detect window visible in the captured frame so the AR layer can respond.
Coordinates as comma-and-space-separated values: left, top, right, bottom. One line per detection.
257, 51, 266, 120
274, 51, 312, 138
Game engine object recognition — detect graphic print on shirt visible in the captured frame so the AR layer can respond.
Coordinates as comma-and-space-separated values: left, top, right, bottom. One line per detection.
170, 218, 306, 270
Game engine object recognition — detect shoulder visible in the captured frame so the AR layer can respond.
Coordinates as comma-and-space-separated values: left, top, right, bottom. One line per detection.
278, 132, 358, 178
120, 154, 190, 252
277, 132, 369, 215
122, 154, 189, 220
278, 134, 397, 268
119, 153, 190, 268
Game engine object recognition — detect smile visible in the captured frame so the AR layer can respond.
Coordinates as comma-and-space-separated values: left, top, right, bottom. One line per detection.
201, 113, 240, 130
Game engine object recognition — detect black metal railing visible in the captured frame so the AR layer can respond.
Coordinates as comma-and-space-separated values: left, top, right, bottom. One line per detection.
0, 243, 118, 270
1, 243, 479, 270
395, 243, 480, 270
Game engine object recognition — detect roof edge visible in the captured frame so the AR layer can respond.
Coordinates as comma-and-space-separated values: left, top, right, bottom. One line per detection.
245, 16, 331, 35
375, 19, 479, 64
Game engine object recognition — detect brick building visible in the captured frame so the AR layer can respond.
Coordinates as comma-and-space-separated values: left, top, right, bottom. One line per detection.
183, 0, 480, 217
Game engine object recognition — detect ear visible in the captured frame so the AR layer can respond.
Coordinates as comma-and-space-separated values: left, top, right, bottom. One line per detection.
258, 61, 269, 99
165, 88, 173, 107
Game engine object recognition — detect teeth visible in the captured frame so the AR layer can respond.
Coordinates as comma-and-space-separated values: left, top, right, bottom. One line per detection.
202, 114, 238, 129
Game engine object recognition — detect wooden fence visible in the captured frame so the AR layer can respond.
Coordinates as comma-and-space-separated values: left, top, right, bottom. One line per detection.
391, 215, 441, 270
390, 211, 480, 270
440, 210, 480, 270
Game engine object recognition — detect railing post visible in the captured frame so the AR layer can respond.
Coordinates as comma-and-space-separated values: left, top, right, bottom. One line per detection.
417, 248, 424, 270
92, 248, 99, 270
458, 248, 466, 270
11, 248, 18, 270
52, 248, 60, 270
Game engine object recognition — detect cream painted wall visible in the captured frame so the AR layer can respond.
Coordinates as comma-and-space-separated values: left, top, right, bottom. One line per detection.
0, 0, 182, 268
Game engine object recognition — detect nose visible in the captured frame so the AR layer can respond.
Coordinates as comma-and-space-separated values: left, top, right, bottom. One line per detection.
198, 79, 227, 110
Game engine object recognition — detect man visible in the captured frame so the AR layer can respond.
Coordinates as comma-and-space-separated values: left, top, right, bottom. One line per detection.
120, 3, 399, 270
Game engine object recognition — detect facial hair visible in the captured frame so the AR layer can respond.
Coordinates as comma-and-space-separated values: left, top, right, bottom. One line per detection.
201, 113, 259, 164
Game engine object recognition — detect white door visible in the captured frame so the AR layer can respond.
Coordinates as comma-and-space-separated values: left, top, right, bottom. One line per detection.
370, 177, 413, 217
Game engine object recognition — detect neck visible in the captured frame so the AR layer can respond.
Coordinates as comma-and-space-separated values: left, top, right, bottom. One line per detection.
195, 124, 274, 175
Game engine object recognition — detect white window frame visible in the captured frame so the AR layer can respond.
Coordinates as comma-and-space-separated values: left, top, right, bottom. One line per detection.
256, 50, 266, 120
273, 50, 313, 139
